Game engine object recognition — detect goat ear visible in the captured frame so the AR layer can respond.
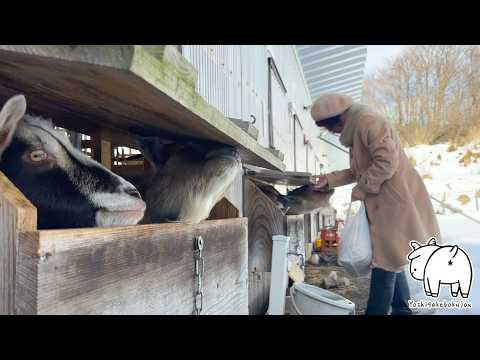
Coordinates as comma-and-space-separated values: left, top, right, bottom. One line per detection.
410, 241, 421, 250
0, 95, 26, 155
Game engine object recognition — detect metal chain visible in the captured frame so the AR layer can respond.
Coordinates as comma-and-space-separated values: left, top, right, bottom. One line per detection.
193, 236, 204, 315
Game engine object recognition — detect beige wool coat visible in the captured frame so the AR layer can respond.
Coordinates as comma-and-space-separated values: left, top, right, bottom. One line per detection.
325, 104, 442, 272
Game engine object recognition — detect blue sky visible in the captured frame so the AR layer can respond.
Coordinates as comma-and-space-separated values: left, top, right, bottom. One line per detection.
365, 45, 413, 75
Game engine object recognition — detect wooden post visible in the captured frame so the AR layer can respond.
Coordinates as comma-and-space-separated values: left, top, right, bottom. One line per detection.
101, 140, 112, 170
0, 171, 36, 314
91, 134, 112, 170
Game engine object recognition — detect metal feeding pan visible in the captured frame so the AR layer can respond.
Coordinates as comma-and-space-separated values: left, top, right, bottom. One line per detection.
244, 164, 313, 187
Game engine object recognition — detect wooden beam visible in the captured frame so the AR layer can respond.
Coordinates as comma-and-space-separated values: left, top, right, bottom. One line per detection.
0, 45, 284, 171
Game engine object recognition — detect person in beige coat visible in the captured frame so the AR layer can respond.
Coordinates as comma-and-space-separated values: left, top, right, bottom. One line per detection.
311, 94, 441, 315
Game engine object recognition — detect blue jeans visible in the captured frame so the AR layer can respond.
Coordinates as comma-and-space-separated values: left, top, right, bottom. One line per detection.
365, 268, 413, 315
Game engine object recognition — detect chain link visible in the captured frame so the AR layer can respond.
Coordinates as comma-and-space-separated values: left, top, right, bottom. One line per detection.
194, 236, 204, 315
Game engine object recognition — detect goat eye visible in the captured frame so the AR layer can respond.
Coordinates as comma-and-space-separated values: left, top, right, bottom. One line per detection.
30, 150, 48, 162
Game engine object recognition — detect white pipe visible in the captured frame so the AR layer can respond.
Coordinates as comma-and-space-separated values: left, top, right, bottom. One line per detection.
268, 235, 290, 315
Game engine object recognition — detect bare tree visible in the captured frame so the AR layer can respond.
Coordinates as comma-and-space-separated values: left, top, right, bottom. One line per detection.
363, 45, 480, 146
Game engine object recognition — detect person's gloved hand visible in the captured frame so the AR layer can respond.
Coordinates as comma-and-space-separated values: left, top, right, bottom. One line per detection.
351, 185, 366, 201
311, 175, 328, 191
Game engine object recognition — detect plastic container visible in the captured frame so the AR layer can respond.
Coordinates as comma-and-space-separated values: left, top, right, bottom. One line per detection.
290, 282, 355, 315
320, 228, 337, 255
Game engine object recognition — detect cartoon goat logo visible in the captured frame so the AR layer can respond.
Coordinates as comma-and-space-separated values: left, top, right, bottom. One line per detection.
408, 237, 473, 298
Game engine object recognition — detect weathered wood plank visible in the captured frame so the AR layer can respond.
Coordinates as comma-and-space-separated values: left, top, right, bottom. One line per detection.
248, 271, 271, 315
208, 198, 240, 220
0, 171, 36, 314
244, 179, 285, 315
0, 45, 284, 171
16, 218, 248, 315
244, 179, 285, 273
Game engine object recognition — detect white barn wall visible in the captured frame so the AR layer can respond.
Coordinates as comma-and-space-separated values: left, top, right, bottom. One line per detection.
181, 45, 331, 174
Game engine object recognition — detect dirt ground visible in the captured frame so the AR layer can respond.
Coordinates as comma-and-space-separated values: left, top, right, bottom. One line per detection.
304, 263, 371, 315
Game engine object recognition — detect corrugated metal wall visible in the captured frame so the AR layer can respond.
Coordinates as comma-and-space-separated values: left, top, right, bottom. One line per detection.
181, 45, 329, 173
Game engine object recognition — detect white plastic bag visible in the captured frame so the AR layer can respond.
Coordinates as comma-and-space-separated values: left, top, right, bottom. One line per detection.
337, 201, 372, 277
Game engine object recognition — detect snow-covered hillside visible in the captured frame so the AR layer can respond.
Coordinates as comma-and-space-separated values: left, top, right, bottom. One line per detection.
329, 141, 480, 222
405, 141, 480, 314
405, 142, 480, 218
327, 141, 480, 314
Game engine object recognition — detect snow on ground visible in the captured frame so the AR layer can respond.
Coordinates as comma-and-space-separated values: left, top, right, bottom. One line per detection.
405, 141, 480, 219
402, 142, 479, 312
328, 140, 480, 314
330, 140, 480, 221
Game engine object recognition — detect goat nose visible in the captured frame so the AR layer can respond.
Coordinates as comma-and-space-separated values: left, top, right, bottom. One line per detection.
125, 188, 142, 199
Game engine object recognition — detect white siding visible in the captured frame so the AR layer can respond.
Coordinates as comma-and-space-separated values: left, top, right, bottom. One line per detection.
271, 69, 293, 170
181, 45, 330, 173
294, 118, 306, 172
307, 143, 316, 174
